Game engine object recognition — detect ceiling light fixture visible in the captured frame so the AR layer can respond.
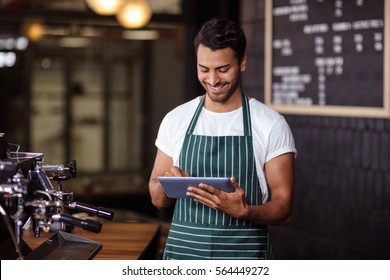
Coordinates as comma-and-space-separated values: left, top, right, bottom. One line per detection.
85, 0, 125, 16
116, 0, 152, 29
24, 21, 45, 41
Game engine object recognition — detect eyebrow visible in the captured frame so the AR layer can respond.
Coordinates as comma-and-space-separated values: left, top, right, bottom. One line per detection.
198, 63, 230, 70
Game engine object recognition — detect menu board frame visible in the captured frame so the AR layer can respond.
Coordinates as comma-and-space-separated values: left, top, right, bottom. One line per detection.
264, 0, 390, 118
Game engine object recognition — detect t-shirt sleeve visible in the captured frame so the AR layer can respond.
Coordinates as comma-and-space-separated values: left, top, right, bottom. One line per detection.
154, 98, 199, 164
155, 114, 173, 157
266, 117, 297, 162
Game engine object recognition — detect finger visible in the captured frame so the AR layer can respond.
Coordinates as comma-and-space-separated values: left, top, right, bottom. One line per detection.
187, 185, 211, 198
170, 166, 182, 176
187, 190, 217, 208
230, 177, 240, 190
167, 166, 189, 177
198, 184, 221, 197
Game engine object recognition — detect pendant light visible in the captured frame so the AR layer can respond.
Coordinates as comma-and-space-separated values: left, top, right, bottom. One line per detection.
85, 0, 125, 16
24, 21, 45, 41
116, 0, 152, 29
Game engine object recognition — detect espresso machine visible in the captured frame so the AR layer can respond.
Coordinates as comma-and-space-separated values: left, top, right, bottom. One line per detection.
0, 133, 114, 259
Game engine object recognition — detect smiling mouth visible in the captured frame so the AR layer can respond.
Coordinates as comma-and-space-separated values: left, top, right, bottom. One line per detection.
208, 84, 227, 92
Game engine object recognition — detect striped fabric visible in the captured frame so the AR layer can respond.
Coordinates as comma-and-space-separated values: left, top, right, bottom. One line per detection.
164, 220, 270, 260
163, 94, 271, 260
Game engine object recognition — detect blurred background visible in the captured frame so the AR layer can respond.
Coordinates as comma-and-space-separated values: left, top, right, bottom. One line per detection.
0, 0, 389, 260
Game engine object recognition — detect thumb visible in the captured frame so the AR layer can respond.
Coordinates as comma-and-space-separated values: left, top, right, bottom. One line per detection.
230, 177, 240, 191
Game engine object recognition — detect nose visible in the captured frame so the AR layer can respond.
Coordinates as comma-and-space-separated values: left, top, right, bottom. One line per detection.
207, 71, 220, 86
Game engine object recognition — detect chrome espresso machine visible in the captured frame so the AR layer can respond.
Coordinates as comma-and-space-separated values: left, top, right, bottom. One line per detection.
0, 133, 114, 259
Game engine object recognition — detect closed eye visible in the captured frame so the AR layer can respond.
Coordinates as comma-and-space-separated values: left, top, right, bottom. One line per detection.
218, 67, 229, 73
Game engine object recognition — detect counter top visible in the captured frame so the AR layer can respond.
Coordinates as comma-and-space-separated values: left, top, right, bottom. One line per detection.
23, 222, 161, 260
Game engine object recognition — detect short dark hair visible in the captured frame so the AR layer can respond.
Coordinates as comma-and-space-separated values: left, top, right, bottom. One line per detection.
194, 18, 246, 64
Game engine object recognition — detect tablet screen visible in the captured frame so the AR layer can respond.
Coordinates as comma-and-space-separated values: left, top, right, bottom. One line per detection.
158, 176, 234, 198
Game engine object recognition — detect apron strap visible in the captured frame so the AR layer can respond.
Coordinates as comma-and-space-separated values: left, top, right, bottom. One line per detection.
242, 93, 252, 137
186, 95, 205, 135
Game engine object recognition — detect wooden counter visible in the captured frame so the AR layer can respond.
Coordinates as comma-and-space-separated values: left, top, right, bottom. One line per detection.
23, 223, 161, 260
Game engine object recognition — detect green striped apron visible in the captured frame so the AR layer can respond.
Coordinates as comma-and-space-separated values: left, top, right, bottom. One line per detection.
163, 93, 272, 260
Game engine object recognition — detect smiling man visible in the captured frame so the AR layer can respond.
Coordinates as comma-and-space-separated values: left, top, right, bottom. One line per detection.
148, 18, 297, 260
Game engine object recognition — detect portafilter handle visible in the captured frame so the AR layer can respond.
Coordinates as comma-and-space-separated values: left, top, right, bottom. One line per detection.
53, 213, 102, 233
67, 201, 114, 220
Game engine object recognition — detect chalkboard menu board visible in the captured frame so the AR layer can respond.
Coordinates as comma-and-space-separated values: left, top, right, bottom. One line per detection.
264, 0, 390, 118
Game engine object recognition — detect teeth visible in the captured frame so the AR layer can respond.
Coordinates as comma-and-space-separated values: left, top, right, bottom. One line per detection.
210, 85, 223, 90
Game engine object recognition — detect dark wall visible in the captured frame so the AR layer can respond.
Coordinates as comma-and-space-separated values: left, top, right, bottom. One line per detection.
241, 0, 390, 259
182, 0, 240, 101
0, 58, 30, 149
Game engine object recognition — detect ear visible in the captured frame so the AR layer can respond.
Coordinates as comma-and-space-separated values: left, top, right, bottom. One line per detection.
240, 54, 247, 71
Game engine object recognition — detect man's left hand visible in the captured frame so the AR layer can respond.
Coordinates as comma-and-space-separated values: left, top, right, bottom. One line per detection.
186, 177, 250, 219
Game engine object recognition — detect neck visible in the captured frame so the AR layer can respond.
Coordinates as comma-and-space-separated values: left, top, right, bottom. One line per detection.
203, 90, 243, 113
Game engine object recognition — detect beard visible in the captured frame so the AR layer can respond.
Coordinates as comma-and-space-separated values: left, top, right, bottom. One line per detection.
204, 74, 241, 104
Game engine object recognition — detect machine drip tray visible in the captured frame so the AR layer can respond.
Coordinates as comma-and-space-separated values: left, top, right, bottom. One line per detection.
24, 231, 102, 260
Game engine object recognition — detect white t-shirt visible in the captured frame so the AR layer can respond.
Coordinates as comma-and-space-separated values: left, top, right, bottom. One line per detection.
155, 96, 297, 203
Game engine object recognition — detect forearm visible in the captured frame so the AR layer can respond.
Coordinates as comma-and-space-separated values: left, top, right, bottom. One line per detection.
242, 153, 295, 226
148, 149, 177, 208
242, 197, 293, 226
149, 178, 175, 208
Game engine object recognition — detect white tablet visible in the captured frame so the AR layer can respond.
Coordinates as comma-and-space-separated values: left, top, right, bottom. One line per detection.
158, 176, 234, 198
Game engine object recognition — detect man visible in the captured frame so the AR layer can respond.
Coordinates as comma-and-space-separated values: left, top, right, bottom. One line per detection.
149, 18, 296, 259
